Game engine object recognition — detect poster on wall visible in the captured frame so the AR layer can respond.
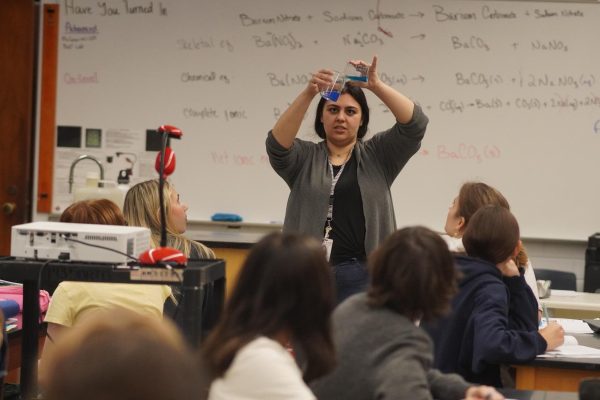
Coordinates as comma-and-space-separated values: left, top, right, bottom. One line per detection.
51, 126, 161, 214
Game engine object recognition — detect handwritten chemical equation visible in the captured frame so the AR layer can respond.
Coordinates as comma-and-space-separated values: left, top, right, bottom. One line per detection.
454, 72, 596, 90
439, 94, 600, 113
235, 5, 584, 28
434, 143, 501, 164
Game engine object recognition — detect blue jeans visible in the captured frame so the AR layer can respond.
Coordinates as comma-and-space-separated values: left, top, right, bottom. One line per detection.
332, 258, 368, 305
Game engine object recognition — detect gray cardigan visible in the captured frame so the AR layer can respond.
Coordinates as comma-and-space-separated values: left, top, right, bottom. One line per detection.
310, 294, 471, 400
266, 105, 428, 255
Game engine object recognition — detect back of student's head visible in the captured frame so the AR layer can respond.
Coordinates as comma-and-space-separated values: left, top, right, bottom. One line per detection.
457, 181, 510, 227
202, 232, 335, 382
463, 205, 520, 265
41, 308, 205, 400
367, 226, 458, 322
60, 199, 126, 225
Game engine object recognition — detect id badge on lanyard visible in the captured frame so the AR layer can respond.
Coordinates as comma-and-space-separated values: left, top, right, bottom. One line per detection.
322, 225, 333, 261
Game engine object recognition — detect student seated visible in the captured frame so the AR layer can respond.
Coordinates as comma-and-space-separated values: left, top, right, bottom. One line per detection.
311, 226, 503, 400
202, 232, 336, 400
40, 308, 204, 400
442, 181, 541, 319
123, 179, 215, 320
422, 206, 564, 387
58, 198, 127, 225
43, 200, 172, 360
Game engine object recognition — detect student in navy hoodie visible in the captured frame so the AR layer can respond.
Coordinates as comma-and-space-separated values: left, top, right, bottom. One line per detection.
422, 205, 564, 387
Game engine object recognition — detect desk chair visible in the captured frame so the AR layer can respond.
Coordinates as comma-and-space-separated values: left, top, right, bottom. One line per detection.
535, 268, 577, 291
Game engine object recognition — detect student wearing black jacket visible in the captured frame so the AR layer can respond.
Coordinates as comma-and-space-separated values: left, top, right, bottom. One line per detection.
423, 206, 564, 387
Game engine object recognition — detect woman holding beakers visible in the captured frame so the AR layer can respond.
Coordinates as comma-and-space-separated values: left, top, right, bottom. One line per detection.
266, 56, 428, 304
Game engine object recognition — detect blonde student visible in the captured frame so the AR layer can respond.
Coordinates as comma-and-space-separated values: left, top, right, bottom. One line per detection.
123, 179, 215, 319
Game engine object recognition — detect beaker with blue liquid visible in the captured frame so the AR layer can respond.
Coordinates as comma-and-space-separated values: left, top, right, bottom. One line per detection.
320, 71, 346, 102
344, 62, 369, 83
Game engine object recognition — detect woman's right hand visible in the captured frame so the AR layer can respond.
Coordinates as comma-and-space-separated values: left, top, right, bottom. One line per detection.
539, 321, 565, 350
306, 69, 336, 96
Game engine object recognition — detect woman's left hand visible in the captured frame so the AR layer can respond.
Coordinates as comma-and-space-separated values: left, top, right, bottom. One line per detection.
347, 55, 380, 90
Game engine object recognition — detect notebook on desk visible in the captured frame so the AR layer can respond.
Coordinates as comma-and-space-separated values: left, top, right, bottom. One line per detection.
548, 318, 595, 334
538, 335, 600, 358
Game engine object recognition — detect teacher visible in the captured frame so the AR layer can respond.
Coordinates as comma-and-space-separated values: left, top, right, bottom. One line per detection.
266, 56, 428, 303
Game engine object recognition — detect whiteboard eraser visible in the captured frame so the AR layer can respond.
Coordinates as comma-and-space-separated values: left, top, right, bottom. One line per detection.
211, 213, 243, 222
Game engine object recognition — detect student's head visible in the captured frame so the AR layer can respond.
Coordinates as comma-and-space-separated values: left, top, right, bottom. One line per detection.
124, 180, 213, 258
60, 199, 126, 226
314, 84, 370, 143
445, 181, 510, 238
41, 309, 205, 400
367, 226, 458, 322
203, 232, 335, 382
463, 205, 520, 265
124, 179, 187, 235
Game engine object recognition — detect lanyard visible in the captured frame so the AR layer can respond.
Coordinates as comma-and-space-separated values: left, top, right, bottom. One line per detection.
324, 150, 352, 238
327, 161, 346, 221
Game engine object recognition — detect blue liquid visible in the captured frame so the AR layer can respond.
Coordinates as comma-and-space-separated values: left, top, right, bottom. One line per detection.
322, 91, 340, 101
346, 75, 368, 82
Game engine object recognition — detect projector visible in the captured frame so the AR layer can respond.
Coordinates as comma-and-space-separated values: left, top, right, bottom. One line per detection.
11, 221, 151, 264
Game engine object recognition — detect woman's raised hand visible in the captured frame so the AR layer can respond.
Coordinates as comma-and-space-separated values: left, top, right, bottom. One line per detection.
348, 55, 380, 90
307, 69, 336, 96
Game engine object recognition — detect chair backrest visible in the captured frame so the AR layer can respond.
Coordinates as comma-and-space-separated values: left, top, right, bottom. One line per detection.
535, 268, 577, 291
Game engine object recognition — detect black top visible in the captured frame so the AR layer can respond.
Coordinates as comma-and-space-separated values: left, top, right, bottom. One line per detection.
327, 154, 366, 265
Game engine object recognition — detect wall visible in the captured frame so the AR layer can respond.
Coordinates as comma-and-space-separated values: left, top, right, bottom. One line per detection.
35, 0, 600, 279
524, 238, 587, 291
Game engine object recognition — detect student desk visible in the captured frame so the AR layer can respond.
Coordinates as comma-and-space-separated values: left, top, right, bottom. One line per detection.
0, 258, 225, 400
515, 333, 600, 392
540, 291, 600, 319
188, 221, 279, 296
501, 388, 577, 399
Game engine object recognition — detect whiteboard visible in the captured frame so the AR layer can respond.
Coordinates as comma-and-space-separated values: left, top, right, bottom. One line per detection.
46, 0, 600, 240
